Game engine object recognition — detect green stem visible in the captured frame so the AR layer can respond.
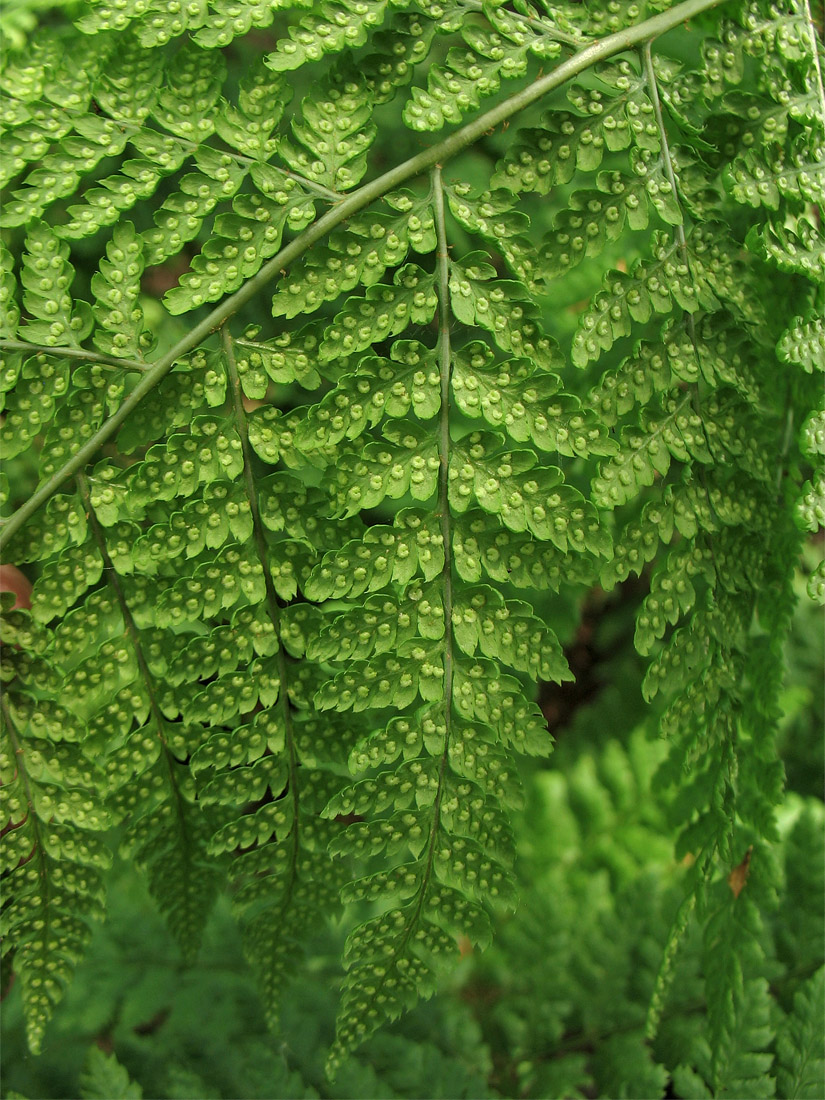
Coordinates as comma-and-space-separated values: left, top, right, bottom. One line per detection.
434, 164, 454, 743
414, 162, 455, 901
0, 339, 150, 373
0, 0, 728, 553
641, 41, 690, 260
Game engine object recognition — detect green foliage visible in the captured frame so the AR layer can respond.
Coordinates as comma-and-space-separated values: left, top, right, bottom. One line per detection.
79, 1047, 143, 1099
0, 0, 823, 1094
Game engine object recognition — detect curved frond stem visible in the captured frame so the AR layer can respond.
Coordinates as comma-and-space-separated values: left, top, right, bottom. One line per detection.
220, 324, 301, 886
0, 0, 728, 553
0, 339, 150, 373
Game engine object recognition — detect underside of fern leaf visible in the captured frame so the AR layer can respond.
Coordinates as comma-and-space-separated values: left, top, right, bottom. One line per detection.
0, 0, 822, 1083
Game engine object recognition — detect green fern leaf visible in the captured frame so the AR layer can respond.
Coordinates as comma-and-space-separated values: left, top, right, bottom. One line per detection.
318, 264, 438, 361
776, 968, 825, 1100
795, 471, 825, 533
449, 253, 559, 368
2, 116, 130, 228
0, 242, 19, 338
749, 213, 824, 279
361, 10, 437, 103
164, 166, 316, 313
279, 62, 377, 191
296, 341, 440, 451
91, 223, 150, 359
1, 614, 111, 1053
18, 221, 92, 347
265, 0, 387, 71
79, 1046, 143, 1099
142, 147, 248, 267
450, 431, 605, 555
572, 229, 719, 367
725, 139, 825, 210
492, 59, 658, 193
777, 316, 825, 373
273, 193, 436, 319
305, 511, 445, 601
537, 156, 682, 280
452, 342, 586, 455
453, 511, 600, 590
330, 422, 439, 516
404, 13, 562, 133
0, 352, 69, 459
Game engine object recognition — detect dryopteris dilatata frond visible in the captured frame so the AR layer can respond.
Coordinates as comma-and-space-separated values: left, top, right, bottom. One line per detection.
0, 0, 822, 1079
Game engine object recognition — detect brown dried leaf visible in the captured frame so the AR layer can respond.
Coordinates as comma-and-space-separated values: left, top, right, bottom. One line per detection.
727, 846, 753, 899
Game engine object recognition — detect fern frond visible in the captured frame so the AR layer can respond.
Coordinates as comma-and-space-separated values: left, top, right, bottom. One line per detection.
279, 60, 378, 192
537, 156, 682, 281
273, 192, 436, 319
492, 58, 658, 193
0, 609, 110, 1053
404, 8, 565, 133
164, 166, 317, 313
1, 0, 821, 1065
776, 968, 825, 1100
310, 165, 586, 1072
778, 315, 825, 373
452, 340, 614, 457
77, 0, 297, 48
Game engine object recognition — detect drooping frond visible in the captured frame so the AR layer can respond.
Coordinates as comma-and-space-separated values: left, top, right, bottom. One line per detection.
0, 0, 821, 1079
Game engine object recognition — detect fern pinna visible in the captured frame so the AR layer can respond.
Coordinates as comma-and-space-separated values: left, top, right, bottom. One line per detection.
0, 0, 822, 1087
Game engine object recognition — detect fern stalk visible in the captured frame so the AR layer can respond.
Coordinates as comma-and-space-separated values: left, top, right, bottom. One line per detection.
0, 339, 150, 373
